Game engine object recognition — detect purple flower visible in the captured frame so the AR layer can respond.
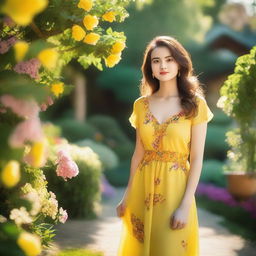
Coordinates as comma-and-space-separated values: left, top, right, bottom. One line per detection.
0, 36, 17, 54
13, 58, 41, 79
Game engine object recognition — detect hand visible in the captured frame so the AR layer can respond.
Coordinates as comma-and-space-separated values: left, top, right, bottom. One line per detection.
116, 199, 127, 218
169, 205, 189, 230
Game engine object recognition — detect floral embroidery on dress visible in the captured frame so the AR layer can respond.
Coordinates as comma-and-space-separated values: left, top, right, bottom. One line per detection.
142, 97, 185, 151
139, 150, 188, 172
131, 213, 144, 243
169, 161, 187, 172
154, 177, 161, 185
181, 240, 188, 249
144, 193, 166, 210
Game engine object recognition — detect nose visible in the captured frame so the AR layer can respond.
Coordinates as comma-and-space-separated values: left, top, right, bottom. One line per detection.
160, 61, 167, 69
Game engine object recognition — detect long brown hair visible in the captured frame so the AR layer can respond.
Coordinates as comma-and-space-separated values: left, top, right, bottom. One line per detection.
140, 36, 205, 119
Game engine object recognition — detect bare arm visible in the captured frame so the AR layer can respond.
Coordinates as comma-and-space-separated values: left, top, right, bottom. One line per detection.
121, 128, 145, 204
180, 122, 208, 209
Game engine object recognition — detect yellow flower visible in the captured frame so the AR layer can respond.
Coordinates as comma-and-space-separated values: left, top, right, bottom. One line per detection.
25, 140, 47, 168
102, 11, 116, 23
105, 53, 121, 68
37, 48, 58, 69
72, 25, 86, 41
111, 41, 125, 54
1, 160, 20, 188
77, 0, 93, 12
17, 232, 41, 256
83, 33, 100, 45
14, 41, 29, 62
83, 14, 98, 30
51, 82, 64, 97
1, 0, 48, 26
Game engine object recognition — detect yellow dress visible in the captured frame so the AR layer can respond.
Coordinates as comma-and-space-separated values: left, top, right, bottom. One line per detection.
117, 94, 214, 256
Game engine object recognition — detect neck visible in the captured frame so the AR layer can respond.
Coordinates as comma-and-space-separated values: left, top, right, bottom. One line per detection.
155, 77, 179, 98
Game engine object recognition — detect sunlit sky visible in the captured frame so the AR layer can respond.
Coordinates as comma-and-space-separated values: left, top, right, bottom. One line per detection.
228, 0, 256, 15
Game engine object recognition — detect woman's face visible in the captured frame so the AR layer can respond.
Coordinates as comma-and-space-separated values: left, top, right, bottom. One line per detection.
151, 46, 179, 82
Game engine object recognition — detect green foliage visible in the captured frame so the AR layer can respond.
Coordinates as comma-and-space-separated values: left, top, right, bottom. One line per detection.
55, 118, 96, 142
205, 124, 229, 160
218, 46, 256, 173
105, 159, 130, 187
87, 114, 134, 160
76, 139, 119, 171
45, 145, 103, 219
97, 64, 141, 103
200, 159, 226, 187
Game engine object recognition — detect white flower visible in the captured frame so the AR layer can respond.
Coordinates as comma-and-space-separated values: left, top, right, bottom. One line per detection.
9, 207, 32, 225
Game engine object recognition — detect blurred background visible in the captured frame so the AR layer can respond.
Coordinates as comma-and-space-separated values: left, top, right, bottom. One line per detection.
1, 0, 256, 255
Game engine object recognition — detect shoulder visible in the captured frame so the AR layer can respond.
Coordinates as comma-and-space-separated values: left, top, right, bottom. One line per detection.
195, 93, 207, 106
133, 95, 147, 107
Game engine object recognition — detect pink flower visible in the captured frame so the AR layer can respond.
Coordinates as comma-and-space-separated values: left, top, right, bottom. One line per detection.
56, 150, 79, 181
9, 118, 43, 147
0, 94, 40, 118
0, 36, 17, 54
59, 207, 68, 223
13, 58, 41, 79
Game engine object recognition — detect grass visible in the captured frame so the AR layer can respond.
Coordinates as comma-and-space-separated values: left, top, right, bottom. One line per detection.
196, 195, 256, 245
57, 248, 104, 256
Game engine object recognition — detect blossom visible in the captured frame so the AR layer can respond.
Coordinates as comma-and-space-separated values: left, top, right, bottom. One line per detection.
0, 36, 17, 54
51, 82, 64, 97
37, 48, 58, 69
0, 95, 40, 118
105, 53, 121, 68
14, 41, 29, 62
77, 0, 93, 12
10, 207, 32, 225
13, 58, 41, 79
83, 14, 98, 30
58, 207, 68, 223
56, 149, 79, 181
1, 0, 48, 26
83, 33, 100, 45
17, 232, 41, 256
72, 25, 86, 41
1, 160, 20, 188
22, 190, 41, 216
111, 41, 125, 54
102, 11, 116, 22
41, 191, 58, 219
9, 118, 43, 148
24, 140, 47, 168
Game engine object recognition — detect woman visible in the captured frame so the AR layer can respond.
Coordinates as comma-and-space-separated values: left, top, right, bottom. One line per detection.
116, 36, 214, 256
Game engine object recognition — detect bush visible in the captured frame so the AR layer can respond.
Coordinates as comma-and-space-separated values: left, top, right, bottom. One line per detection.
87, 115, 134, 160
55, 118, 96, 142
76, 139, 119, 171
45, 145, 102, 219
105, 159, 131, 187
200, 159, 226, 187
205, 124, 230, 160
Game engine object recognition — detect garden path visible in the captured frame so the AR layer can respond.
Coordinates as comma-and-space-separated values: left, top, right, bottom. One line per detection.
48, 187, 256, 256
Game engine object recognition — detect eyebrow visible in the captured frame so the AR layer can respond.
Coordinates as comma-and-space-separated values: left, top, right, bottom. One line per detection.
151, 55, 173, 60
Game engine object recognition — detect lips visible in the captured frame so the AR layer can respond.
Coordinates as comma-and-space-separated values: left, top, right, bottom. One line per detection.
160, 72, 169, 75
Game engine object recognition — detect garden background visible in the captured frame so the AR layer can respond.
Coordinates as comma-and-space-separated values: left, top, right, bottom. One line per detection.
0, 0, 256, 255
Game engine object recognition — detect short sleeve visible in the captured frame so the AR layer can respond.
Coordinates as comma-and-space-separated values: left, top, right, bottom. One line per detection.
191, 96, 214, 126
128, 99, 139, 129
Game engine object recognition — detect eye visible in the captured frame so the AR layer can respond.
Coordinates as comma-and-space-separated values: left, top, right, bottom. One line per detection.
152, 59, 159, 63
167, 57, 174, 62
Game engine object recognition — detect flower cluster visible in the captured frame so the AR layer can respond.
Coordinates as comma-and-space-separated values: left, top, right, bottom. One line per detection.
1, 160, 20, 188
1, 0, 48, 26
41, 191, 58, 219
55, 149, 79, 181
13, 58, 41, 79
196, 183, 256, 219
58, 207, 68, 223
9, 207, 33, 226
0, 36, 17, 54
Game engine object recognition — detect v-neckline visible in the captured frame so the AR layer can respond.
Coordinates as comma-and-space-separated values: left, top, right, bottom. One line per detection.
145, 96, 184, 125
